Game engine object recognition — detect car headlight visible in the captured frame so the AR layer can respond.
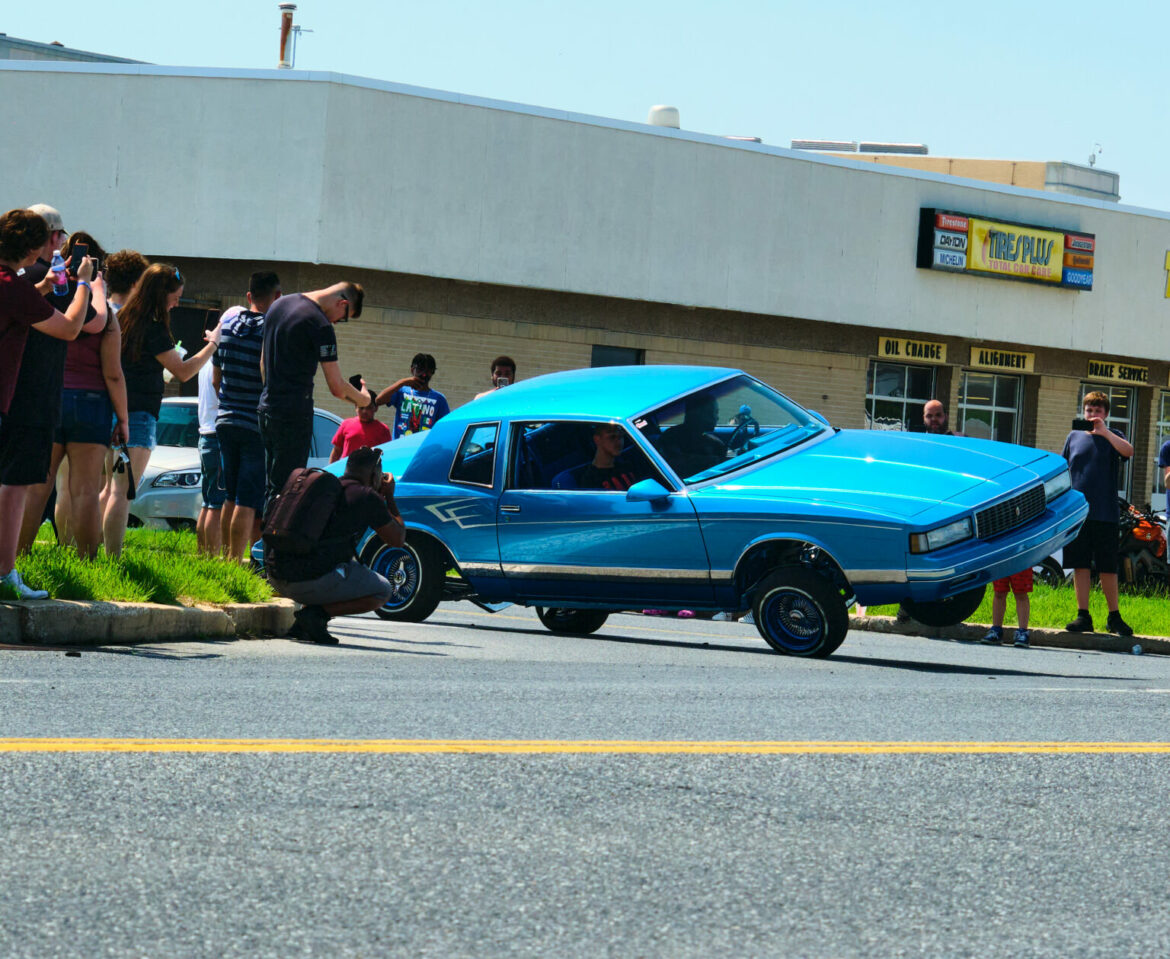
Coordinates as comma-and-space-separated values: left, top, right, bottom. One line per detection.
909, 517, 973, 554
151, 469, 202, 489
1043, 469, 1071, 503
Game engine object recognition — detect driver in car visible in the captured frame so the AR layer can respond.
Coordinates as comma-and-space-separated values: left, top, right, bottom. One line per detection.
657, 394, 726, 479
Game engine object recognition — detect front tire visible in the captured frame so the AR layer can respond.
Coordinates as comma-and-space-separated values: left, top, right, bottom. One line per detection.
365, 536, 444, 622
901, 585, 986, 628
1032, 556, 1066, 589
535, 607, 609, 635
752, 567, 848, 658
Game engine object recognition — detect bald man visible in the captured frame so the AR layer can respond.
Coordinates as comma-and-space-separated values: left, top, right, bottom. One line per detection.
922, 400, 953, 436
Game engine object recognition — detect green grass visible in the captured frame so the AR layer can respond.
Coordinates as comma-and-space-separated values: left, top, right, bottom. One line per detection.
867, 583, 1170, 637
2, 527, 273, 606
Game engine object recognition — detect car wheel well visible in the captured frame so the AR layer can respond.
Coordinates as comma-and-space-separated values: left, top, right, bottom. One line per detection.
361, 528, 455, 573
734, 539, 852, 605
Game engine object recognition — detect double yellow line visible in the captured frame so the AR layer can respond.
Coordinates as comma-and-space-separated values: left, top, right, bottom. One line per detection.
1, 739, 1169, 754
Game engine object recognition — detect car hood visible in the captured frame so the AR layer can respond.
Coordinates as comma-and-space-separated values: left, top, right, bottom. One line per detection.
140, 445, 198, 478
695, 428, 1052, 521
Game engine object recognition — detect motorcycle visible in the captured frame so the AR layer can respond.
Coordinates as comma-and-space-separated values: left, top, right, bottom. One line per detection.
1118, 498, 1168, 592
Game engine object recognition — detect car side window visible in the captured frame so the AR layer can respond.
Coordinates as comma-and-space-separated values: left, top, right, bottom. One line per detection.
450, 423, 499, 487
311, 413, 338, 459
507, 420, 664, 492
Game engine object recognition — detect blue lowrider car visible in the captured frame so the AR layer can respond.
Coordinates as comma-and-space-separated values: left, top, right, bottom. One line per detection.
344, 366, 1086, 658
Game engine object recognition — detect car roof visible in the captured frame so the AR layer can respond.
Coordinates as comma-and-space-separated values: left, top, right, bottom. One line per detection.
161, 396, 342, 421
445, 365, 741, 423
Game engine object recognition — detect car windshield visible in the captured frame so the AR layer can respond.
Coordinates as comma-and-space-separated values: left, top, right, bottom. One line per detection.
634, 374, 825, 483
156, 403, 200, 449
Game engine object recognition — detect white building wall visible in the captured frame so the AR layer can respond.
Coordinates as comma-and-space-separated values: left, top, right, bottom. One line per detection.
2, 62, 1169, 359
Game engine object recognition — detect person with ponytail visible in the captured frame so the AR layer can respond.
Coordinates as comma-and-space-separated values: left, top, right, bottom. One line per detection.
101, 263, 219, 556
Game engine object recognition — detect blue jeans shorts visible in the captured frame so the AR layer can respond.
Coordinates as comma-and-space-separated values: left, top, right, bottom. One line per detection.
216, 423, 265, 512
56, 389, 113, 446
198, 432, 225, 509
119, 410, 157, 451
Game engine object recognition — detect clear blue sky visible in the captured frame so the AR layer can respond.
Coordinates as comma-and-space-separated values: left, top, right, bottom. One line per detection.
7, 1, 1168, 212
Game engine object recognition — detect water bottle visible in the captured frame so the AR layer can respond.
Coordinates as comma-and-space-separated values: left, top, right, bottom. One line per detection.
50, 250, 68, 296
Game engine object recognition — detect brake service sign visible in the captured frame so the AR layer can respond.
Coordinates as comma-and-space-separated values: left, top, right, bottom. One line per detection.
917, 208, 1094, 291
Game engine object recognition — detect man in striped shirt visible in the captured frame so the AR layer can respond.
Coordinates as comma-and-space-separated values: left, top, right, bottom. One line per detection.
213, 271, 281, 561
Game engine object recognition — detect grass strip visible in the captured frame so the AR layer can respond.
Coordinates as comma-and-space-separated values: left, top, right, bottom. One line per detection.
4, 527, 272, 605
867, 582, 1170, 637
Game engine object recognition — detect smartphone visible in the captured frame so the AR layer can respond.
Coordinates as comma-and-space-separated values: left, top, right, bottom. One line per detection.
67, 242, 88, 276
1072, 418, 1093, 431
348, 373, 363, 390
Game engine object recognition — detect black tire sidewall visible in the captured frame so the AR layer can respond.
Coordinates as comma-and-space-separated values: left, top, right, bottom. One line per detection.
751, 567, 848, 658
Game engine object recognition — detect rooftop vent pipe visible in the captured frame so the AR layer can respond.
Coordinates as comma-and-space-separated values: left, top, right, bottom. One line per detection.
647, 105, 680, 129
278, 3, 296, 69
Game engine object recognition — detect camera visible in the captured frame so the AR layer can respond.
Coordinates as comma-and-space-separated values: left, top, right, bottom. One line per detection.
1072, 418, 1093, 431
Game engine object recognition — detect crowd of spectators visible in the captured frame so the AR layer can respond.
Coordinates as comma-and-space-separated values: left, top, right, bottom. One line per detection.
0, 202, 1147, 644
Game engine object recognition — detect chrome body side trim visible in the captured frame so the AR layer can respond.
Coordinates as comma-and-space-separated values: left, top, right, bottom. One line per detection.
501, 563, 711, 582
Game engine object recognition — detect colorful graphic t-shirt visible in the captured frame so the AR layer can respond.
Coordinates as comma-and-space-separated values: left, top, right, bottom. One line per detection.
388, 386, 450, 439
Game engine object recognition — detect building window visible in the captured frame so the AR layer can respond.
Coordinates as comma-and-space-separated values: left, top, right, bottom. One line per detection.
865, 361, 936, 431
591, 345, 644, 367
957, 372, 1021, 443
1154, 392, 1170, 497
1078, 383, 1135, 498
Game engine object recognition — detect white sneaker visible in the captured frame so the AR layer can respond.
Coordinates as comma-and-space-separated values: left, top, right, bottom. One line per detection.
1, 569, 48, 600
742, 611, 755, 625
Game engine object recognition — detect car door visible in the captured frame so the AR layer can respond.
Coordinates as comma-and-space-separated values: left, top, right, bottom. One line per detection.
495, 420, 714, 606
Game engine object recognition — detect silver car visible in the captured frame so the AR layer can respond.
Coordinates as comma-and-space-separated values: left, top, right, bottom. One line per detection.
128, 397, 343, 530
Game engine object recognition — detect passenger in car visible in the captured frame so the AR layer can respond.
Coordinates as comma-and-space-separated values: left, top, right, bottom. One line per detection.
578, 423, 643, 492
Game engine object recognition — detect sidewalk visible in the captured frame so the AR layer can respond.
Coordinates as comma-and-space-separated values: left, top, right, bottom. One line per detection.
0, 598, 295, 645
854, 613, 1167, 655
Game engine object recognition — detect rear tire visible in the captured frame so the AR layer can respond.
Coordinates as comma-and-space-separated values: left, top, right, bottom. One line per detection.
901, 585, 986, 628
1032, 556, 1066, 589
535, 607, 609, 635
365, 536, 444, 622
751, 567, 848, 658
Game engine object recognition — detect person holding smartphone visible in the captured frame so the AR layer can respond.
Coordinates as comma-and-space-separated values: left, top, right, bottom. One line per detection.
102, 263, 219, 557
17, 232, 126, 560
1062, 391, 1134, 636
474, 355, 517, 400
0, 209, 95, 598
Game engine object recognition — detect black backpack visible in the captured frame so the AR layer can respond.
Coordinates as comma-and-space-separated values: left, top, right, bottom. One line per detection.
262, 468, 343, 555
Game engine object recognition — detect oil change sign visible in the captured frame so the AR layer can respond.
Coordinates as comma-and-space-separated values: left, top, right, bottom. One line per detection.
917, 208, 1094, 291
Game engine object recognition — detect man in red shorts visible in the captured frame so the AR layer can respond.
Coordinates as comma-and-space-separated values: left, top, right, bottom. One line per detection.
980, 569, 1032, 648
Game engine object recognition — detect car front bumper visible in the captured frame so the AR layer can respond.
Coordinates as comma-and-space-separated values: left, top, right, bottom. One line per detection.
851, 490, 1088, 605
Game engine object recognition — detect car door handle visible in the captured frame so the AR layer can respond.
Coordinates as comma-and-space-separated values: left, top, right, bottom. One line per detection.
500, 505, 521, 513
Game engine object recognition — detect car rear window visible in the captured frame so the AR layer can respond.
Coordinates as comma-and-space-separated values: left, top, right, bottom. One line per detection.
450, 424, 499, 487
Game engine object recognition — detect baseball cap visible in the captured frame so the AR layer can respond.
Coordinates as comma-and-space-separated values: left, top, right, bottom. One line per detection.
27, 203, 66, 235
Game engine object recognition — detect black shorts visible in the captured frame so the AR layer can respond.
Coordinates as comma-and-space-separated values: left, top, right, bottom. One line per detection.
1063, 520, 1119, 575
0, 417, 54, 487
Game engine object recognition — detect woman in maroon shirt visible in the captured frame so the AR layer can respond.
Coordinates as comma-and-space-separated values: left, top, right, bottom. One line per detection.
0, 209, 94, 599
20, 232, 131, 559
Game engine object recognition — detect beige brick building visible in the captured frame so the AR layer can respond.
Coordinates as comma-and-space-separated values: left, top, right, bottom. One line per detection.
4, 59, 1170, 507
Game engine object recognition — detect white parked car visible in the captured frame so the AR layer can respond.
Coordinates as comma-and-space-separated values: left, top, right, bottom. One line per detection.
128, 397, 343, 530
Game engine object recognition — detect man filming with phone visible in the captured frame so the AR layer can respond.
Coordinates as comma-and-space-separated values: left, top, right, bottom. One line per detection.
1062, 391, 1134, 637
266, 446, 404, 644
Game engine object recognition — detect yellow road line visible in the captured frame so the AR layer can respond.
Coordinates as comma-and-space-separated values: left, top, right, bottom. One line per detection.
2, 739, 1170, 754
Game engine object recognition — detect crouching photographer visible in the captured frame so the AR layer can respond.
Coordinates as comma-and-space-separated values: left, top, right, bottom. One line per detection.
264, 446, 403, 644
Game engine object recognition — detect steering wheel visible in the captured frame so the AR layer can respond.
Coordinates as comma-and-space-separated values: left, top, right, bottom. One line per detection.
727, 416, 760, 452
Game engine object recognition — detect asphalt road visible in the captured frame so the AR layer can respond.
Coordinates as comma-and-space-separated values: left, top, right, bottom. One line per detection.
4, 608, 1170, 958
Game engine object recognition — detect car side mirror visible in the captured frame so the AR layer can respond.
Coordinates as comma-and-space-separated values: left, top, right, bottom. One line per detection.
626, 478, 671, 503
808, 409, 831, 427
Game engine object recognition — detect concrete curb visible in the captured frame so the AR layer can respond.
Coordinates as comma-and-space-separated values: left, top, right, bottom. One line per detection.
853, 614, 1167, 655
0, 598, 296, 646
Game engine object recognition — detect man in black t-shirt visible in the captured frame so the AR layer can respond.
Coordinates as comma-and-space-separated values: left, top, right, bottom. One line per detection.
268, 447, 405, 644
579, 422, 642, 492
258, 281, 373, 512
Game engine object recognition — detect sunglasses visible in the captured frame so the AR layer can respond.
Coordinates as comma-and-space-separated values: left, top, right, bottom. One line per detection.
337, 295, 350, 323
